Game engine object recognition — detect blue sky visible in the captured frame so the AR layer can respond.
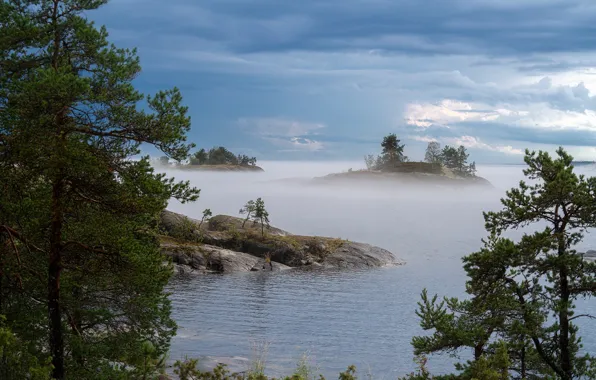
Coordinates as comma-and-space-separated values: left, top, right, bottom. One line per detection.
93, 0, 596, 163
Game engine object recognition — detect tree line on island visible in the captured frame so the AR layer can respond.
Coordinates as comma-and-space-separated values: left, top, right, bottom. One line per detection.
160, 146, 258, 167
364, 134, 477, 177
1, 1, 595, 379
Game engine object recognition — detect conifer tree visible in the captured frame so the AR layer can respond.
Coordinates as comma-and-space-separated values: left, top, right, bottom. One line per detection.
0, 1, 199, 378
252, 198, 270, 238
412, 148, 596, 379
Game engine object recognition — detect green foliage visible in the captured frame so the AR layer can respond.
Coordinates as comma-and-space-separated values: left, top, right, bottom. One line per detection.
424, 142, 442, 164
165, 215, 201, 245
293, 352, 320, 380
190, 149, 209, 165
173, 360, 244, 380
338, 365, 357, 380
411, 147, 596, 380
171, 356, 353, 380
0, 0, 200, 378
189, 147, 257, 166
440, 146, 476, 177
379, 134, 408, 169
253, 198, 271, 238
0, 316, 53, 380
364, 134, 407, 170
240, 200, 257, 228
200, 209, 213, 229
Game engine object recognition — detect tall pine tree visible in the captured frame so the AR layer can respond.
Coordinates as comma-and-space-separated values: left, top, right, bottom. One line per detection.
412, 148, 596, 379
0, 1, 199, 378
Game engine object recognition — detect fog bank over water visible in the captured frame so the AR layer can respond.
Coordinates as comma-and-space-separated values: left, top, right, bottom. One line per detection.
157, 161, 596, 377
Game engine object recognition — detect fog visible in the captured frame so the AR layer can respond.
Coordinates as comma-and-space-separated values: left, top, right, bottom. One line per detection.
159, 161, 568, 253
157, 161, 596, 376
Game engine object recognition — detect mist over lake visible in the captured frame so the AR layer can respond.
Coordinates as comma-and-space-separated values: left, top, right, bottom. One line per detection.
159, 162, 596, 378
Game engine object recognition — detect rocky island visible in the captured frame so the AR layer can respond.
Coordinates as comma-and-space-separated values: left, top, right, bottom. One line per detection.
310, 136, 492, 188
159, 210, 402, 274
313, 164, 492, 187
158, 146, 265, 172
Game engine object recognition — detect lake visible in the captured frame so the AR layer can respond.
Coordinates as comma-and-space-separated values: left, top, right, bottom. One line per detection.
161, 162, 596, 378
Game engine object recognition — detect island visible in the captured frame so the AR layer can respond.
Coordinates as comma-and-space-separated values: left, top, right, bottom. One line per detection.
314, 135, 492, 187
158, 210, 403, 274
157, 146, 265, 172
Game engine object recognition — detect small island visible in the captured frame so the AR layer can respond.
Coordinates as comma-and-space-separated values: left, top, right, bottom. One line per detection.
158, 208, 402, 275
315, 135, 492, 187
158, 146, 265, 172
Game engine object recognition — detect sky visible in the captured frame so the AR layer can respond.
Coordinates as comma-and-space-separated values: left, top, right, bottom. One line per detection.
92, 0, 596, 163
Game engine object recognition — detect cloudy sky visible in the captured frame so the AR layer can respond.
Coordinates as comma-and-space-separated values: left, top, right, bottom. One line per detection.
93, 0, 596, 163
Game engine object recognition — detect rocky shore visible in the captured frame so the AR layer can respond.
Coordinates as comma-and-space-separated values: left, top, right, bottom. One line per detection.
159, 211, 403, 274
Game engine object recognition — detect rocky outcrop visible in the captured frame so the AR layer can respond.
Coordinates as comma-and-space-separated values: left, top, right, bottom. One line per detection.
159, 210, 403, 274
161, 239, 291, 274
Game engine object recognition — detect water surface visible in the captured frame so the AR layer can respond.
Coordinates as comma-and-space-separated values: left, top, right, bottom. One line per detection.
163, 162, 596, 377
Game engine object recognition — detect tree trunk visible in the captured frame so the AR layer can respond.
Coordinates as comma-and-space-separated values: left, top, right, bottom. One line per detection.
558, 233, 572, 380
520, 340, 526, 379
49, 180, 65, 379
559, 266, 571, 379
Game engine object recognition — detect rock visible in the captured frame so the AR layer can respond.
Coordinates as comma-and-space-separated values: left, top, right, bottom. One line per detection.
324, 242, 404, 268
161, 240, 290, 274
159, 210, 404, 274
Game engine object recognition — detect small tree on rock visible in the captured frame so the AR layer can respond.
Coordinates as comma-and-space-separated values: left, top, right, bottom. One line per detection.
379, 133, 407, 169
190, 149, 208, 165
239, 200, 256, 228
252, 198, 270, 238
441, 145, 476, 177
424, 142, 442, 164
199, 209, 212, 228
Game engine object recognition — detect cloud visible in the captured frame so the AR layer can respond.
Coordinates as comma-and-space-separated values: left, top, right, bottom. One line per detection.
99, 0, 596, 57
238, 117, 324, 137
446, 136, 524, 155
409, 135, 439, 143
404, 100, 524, 128
410, 134, 523, 156
272, 137, 325, 152
91, 0, 596, 161
404, 91, 596, 133
238, 118, 325, 152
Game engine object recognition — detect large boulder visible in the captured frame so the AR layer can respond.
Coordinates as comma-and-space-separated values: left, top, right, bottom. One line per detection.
161, 239, 290, 274
323, 242, 403, 269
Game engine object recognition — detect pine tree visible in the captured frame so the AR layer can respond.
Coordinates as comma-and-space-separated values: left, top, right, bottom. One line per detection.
240, 200, 256, 228
379, 134, 407, 169
199, 208, 212, 228
0, 1, 199, 378
252, 198, 270, 238
412, 148, 596, 379
424, 142, 442, 164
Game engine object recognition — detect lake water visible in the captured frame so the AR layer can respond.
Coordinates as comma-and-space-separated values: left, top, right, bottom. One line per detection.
162, 162, 596, 378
